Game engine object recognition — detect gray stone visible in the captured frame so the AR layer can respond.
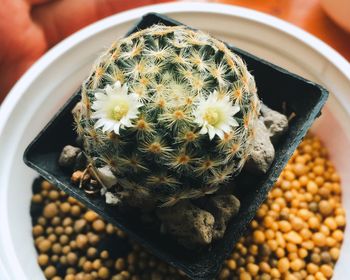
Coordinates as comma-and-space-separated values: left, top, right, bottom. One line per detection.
200, 194, 240, 240
96, 166, 117, 188
105, 192, 121, 205
156, 201, 215, 247
245, 119, 275, 174
261, 104, 288, 144
58, 145, 81, 168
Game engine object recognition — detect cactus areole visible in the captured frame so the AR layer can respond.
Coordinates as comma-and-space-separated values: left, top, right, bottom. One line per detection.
74, 25, 261, 207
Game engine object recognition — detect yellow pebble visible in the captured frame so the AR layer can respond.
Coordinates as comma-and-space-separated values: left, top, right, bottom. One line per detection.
285, 231, 302, 244
326, 237, 336, 247
98, 267, 110, 279
271, 268, 281, 278
265, 229, 275, 240
330, 247, 340, 260
324, 217, 337, 230
240, 272, 252, 280
84, 211, 98, 222
298, 209, 311, 221
307, 263, 319, 274
335, 215, 346, 227
226, 259, 236, 270
308, 216, 320, 229
43, 203, 58, 219
278, 221, 292, 233
286, 243, 298, 253
38, 239, 51, 253
259, 262, 271, 273
312, 232, 326, 247
290, 259, 304, 271
315, 271, 326, 280
299, 175, 308, 187
291, 217, 304, 231
252, 230, 265, 244
300, 228, 312, 240
301, 240, 314, 250
38, 254, 49, 266
293, 163, 307, 176
332, 229, 344, 241
44, 266, 56, 279
247, 263, 259, 276
313, 165, 324, 176
320, 225, 330, 236
298, 248, 308, 258
267, 240, 278, 251
276, 247, 285, 258
320, 264, 333, 278
319, 200, 333, 216
276, 232, 286, 248
307, 181, 318, 194
277, 257, 290, 273
92, 219, 106, 232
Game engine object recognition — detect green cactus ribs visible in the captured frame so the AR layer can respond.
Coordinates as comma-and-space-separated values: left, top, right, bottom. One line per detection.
74, 25, 260, 207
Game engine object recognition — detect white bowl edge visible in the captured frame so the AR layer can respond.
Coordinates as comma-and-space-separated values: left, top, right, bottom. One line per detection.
0, 3, 350, 279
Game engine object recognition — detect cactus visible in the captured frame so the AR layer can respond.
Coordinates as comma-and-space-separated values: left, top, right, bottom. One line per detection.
74, 25, 260, 207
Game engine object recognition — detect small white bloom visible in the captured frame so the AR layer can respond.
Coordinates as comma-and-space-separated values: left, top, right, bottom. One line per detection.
193, 91, 240, 140
91, 81, 143, 134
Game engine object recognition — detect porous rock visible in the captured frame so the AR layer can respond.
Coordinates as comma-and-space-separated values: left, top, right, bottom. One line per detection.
245, 119, 275, 174
156, 201, 215, 247
122, 187, 156, 211
198, 194, 240, 240
58, 145, 81, 168
261, 104, 288, 144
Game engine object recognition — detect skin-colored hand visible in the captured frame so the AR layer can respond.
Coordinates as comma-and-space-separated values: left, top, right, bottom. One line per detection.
0, 0, 169, 102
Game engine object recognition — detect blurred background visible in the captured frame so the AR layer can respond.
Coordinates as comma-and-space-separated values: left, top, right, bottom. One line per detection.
1, 0, 349, 103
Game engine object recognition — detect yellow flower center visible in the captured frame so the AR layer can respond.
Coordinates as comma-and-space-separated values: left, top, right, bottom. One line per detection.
203, 107, 221, 126
112, 101, 129, 121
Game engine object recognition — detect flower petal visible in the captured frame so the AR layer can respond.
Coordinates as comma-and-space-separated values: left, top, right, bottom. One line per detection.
231, 104, 240, 115
113, 123, 121, 135
216, 129, 224, 139
199, 126, 208, 135
102, 120, 115, 131
94, 92, 107, 100
121, 83, 128, 95
229, 118, 239, 127
94, 119, 106, 129
208, 127, 216, 140
221, 124, 231, 132
105, 84, 114, 95
92, 111, 107, 119
91, 101, 106, 110
120, 117, 132, 127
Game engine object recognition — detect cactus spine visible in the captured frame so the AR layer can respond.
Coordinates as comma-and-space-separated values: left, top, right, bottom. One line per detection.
74, 25, 260, 207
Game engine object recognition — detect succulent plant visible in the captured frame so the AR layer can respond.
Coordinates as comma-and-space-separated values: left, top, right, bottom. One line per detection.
74, 25, 260, 207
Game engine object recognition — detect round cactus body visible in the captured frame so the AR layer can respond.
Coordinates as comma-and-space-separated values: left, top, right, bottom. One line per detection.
74, 25, 260, 207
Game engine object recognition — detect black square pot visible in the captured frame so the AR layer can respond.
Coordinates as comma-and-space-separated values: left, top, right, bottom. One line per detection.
24, 13, 328, 280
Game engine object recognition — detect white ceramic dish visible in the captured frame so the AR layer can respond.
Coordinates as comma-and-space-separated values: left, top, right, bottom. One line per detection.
0, 3, 349, 279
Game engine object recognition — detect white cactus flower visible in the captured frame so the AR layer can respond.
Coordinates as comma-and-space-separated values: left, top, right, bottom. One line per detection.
91, 81, 143, 134
193, 91, 240, 140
